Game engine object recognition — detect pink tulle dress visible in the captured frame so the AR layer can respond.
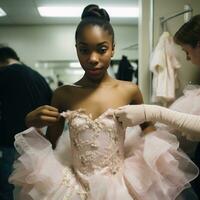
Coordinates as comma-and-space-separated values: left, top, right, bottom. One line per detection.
9, 108, 198, 200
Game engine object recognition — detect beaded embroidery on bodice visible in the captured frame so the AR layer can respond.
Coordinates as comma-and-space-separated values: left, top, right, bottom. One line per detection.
64, 109, 125, 175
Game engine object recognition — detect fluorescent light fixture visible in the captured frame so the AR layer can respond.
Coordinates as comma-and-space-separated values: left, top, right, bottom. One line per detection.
38, 6, 139, 18
38, 7, 82, 17
0, 8, 6, 17
106, 7, 139, 18
69, 62, 81, 68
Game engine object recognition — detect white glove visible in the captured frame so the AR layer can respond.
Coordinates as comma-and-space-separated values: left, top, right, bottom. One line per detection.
114, 105, 146, 127
115, 104, 200, 141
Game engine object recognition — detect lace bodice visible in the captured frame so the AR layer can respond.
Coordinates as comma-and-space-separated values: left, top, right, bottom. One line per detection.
63, 109, 125, 175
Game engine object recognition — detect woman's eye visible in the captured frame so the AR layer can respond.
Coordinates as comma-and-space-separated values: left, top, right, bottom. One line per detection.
98, 46, 108, 54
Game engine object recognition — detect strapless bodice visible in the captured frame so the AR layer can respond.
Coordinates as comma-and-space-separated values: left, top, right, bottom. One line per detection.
63, 109, 125, 175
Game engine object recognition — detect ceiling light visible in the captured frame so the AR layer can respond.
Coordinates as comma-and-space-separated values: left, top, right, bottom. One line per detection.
38, 6, 139, 18
106, 7, 139, 18
69, 62, 81, 68
0, 8, 6, 17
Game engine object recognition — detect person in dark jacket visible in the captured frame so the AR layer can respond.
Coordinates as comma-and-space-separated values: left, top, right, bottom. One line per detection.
0, 46, 52, 200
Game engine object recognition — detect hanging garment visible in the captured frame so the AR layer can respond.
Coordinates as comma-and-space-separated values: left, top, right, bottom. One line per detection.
150, 32, 181, 104
116, 56, 134, 81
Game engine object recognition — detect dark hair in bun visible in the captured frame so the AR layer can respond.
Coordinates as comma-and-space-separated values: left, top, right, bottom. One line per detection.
81, 4, 110, 22
75, 4, 114, 45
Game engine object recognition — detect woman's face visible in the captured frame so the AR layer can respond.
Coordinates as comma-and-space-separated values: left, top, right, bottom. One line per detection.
181, 42, 200, 66
76, 25, 114, 80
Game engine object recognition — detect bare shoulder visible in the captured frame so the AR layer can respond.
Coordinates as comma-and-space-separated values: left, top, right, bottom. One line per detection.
116, 80, 143, 104
51, 85, 75, 110
53, 85, 70, 98
117, 80, 139, 94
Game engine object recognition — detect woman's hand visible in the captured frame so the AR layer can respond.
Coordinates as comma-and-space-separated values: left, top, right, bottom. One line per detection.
25, 105, 60, 128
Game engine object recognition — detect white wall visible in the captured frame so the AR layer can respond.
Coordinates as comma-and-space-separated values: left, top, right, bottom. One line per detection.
114, 25, 138, 60
0, 24, 138, 67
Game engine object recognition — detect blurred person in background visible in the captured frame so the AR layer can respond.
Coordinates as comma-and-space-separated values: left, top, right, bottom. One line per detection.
0, 46, 52, 200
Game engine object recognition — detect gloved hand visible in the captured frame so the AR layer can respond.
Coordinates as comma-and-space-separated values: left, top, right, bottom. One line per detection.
115, 104, 200, 141
114, 105, 146, 127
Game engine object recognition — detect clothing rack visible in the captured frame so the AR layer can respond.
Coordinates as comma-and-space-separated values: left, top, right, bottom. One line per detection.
160, 5, 193, 31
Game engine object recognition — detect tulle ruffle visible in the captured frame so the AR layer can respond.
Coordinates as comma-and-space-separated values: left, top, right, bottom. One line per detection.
123, 128, 198, 200
9, 127, 198, 200
170, 84, 200, 115
9, 128, 86, 200
156, 84, 200, 158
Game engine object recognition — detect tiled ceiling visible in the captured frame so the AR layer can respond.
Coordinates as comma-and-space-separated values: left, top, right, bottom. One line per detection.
0, 0, 138, 25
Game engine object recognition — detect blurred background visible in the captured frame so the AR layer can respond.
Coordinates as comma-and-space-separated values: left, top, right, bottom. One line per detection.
0, 0, 200, 102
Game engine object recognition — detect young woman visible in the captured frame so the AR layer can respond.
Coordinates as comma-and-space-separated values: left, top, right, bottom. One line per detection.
9, 5, 198, 200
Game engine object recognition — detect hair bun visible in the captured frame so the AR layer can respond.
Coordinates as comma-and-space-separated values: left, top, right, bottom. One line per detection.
81, 4, 110, 22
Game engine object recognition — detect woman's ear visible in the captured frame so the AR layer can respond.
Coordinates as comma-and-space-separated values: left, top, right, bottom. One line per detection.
197, 41, 200, 48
